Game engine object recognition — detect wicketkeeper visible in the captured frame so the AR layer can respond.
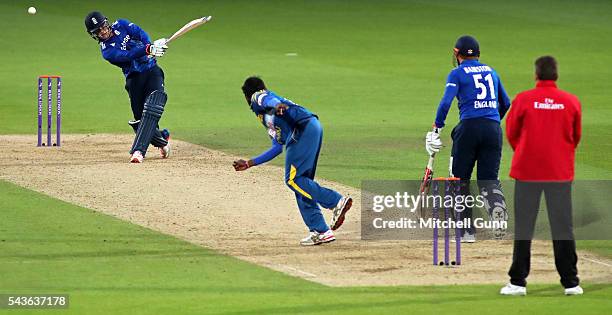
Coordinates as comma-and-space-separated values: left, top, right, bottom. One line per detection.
234, 77, 353, 246
426, 35, 511, 242
85, 11, 171, 163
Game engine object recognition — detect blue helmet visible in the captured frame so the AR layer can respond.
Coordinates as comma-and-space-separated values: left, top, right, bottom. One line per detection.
85, 11, 109, 41
454, 35, 480, 57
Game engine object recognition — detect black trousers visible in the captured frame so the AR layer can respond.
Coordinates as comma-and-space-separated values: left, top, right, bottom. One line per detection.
508, 180, 579, 288
125, 65, 165, 120
451, 117, 503, 235
125, 65, 167, 148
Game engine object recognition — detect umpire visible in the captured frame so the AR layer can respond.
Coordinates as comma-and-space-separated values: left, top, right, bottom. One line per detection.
501, 56, 583, 296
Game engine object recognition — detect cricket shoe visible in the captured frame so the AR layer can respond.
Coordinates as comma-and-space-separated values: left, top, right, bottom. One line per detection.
330, 196, 352, 231
300, 230, 336, 246
452, 232, 476, 243
130, 151, 144, 163
159, 129, 171, 159
564, 286, 584, 295
500, 283, 527, 296
462, 232, 476, 243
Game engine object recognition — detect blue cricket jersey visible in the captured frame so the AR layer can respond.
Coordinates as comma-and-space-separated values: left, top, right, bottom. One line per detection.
248, 90, 316, 166
250, 90, 316, 145
99, 19, 156, 77
435, 59, 511, 128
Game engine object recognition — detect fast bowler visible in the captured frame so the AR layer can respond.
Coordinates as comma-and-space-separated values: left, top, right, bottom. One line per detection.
234, 76, 352, 246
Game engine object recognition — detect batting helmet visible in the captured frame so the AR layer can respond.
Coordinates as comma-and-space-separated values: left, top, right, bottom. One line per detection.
85, 11, 109, 41
454, 35, 480, 57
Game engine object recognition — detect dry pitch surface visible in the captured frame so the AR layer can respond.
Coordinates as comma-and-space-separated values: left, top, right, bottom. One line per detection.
1, 134, 610, 286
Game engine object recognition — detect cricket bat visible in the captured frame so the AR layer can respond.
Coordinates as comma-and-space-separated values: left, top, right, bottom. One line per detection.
167, 16, 212, 44
416, 153, 435, 218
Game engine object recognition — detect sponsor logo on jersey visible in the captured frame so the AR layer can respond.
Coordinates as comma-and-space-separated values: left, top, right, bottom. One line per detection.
263, 114, 283, 144
534, 98, 564, 110
121, 34, 130, 51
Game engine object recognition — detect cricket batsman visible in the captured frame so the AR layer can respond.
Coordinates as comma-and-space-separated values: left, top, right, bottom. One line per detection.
234, 76, 353, 246
426, 35, 511, 242
85, 11, 171, 163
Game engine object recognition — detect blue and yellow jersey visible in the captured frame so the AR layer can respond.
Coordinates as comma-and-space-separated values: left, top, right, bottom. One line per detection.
250, 90, 316, 145
99, 19, 156, 77
435, 59, 511, 128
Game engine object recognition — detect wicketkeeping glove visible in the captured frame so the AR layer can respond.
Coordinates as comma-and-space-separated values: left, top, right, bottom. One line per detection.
425, 127, 443, 156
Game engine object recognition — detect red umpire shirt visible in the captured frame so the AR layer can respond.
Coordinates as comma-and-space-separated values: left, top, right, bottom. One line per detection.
506, 80, 582, 181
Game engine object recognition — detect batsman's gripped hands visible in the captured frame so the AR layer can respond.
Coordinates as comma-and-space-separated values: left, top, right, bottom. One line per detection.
233, 159, 253, 171
147, 38, 168, 57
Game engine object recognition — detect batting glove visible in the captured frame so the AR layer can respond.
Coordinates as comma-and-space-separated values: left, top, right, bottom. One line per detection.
425, 127, 443, 156
153, 38, 168, 47
146, 42, 167, 58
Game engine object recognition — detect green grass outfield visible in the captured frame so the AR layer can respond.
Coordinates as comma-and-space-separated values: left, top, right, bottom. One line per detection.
1, 181, 611, 314
1, 0, 611, 313
2, 0, 612, 185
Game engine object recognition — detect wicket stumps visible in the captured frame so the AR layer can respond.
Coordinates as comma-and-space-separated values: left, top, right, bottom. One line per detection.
37, 75, 61, 147
432, 177, 461, 266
